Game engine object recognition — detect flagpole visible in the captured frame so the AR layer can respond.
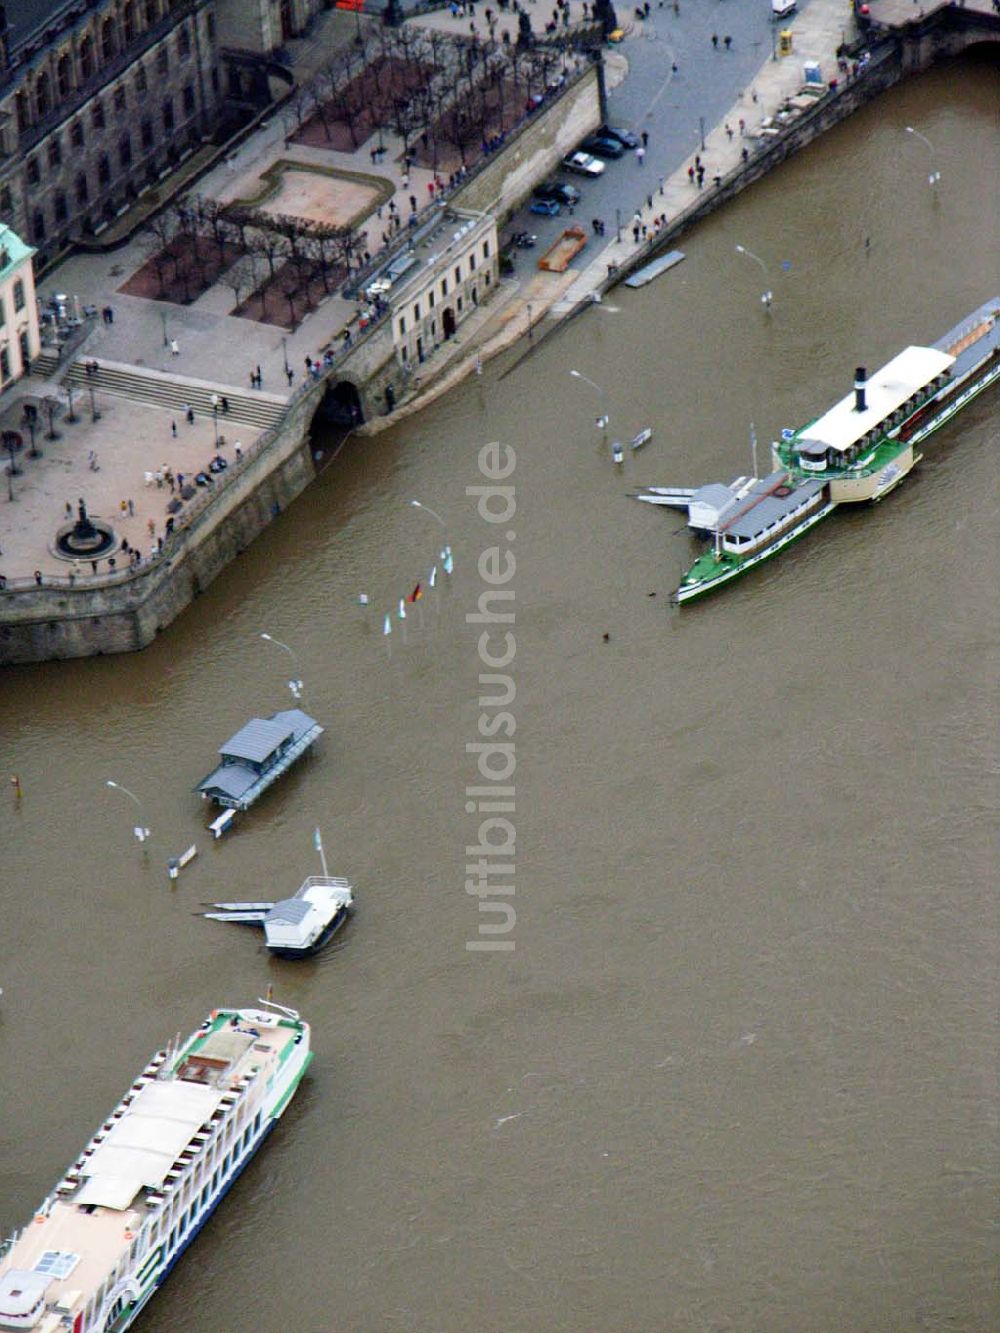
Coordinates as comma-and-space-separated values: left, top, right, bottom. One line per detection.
314, 827, 329, 879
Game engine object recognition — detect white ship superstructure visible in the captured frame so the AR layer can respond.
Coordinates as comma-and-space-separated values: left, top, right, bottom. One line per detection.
0, 1004, 311, 1333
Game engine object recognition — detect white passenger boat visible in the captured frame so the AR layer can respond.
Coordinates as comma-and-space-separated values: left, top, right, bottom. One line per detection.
0, 1003, 312, 1332
202, 830, 354, 958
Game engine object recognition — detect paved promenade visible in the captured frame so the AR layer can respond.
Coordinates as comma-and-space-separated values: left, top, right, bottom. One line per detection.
0, 0, 971, 586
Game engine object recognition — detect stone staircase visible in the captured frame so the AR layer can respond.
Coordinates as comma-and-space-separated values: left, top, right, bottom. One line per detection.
60, 357, 288, 430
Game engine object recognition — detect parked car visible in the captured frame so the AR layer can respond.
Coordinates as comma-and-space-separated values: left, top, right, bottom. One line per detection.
561, 151, 606, 178
532, 181, 582, 206
529, 198, 562, 216
599, 124, 640, 150
578, 133, 626, 159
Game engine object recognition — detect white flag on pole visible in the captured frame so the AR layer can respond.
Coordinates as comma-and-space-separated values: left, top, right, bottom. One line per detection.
383, 613, 392, 635
398, 598, 406, 620
429, 564, 437, 588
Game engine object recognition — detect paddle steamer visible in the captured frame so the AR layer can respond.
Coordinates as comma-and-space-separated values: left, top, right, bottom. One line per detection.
636, 299, 999, 604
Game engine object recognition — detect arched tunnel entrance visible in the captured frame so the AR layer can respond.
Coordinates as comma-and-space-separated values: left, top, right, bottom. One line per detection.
316, 379, 364, 428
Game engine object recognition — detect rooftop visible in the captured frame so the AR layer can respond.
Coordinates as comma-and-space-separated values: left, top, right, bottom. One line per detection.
795, 346, 954, 455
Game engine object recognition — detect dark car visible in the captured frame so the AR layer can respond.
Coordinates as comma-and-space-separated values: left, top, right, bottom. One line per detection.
532, 181, 582, 206
529, 198, 561, 217
599, 124, 640, 150
578, 133, 626, 159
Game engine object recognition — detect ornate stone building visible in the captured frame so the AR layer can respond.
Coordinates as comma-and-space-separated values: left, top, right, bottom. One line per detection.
0, 0, 223, 271
0, 223, 41, 389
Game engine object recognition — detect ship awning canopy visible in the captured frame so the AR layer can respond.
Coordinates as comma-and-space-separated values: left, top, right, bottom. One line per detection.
796, 345, 954, 456
78, 1080, 224, 1208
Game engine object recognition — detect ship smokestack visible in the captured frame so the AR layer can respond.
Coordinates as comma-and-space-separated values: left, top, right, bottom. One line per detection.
854, 367, 867, 413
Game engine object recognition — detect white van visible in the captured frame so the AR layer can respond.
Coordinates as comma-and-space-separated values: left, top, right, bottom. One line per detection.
771, 0, 797, 17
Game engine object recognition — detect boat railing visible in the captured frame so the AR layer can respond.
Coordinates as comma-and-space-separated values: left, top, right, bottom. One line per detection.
300, 875, 353, 891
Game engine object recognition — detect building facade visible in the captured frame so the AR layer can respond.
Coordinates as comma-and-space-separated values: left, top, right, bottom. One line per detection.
214, 0, 324, 57
0, 224, 42, 391
388, 210, 499, 371
0, 0, 223, 272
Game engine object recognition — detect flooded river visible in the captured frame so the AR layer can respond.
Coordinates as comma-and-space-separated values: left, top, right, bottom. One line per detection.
1, 54, 998, 1332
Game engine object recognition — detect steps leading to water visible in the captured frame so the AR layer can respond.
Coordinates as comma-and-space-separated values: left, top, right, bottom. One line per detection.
61, 359, 287, 430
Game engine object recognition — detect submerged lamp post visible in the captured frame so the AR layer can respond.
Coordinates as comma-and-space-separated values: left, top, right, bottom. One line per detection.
569, 368, 610, 446
904, 126, 941, 188
106, 779, 151, 845
735, 244, 773, 309
409, 498, 447, 530
260, 632, 304, 700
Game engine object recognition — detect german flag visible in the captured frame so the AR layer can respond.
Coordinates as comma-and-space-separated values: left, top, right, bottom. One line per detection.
407, 582, 423, 603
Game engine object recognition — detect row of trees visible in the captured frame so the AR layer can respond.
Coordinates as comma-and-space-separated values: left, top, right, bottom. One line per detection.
284, 23, 593, 171
140, 196, 369, 326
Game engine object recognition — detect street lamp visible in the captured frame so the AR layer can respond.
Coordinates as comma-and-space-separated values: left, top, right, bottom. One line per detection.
905, 126, 941, 187
699, 116, 706, 151
569, 369, 610, 446
281, 335, 290, 376
88, 383, 101, 422
211, 392, 220, 445
526, 302, 534, 344
106, 779, 151, 844
65, 382, 79, 424
161, 311, 169, 347
735, 244, 773, 308
409, 498, 447, 529
260, 632, 304, 700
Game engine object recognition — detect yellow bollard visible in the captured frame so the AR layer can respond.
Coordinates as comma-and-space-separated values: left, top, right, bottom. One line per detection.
779, 29, 794, 56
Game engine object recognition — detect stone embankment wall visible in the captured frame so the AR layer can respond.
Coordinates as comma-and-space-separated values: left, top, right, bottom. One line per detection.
0, 399, 317, 665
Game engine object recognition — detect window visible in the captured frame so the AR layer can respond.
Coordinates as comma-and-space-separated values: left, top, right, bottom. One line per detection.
182, 83, 195, 116
157, 45, 169, 76
428, 290, 434, 309
34, 1252, 81, 1280
454, 265, 461, 284
140, 117, 154, 149
98, 153, 111, 185
124, 2, 136, 42
102, 17, 117, 62
80, 35, 94, 80
92, 99, 105, 129
32, 210, 46, 241
483, 240, 490, 258
398, 317, 406, 336
0, 348, 9, 382
119, 133, 132, 169
26, 157, 40, 186
136, 64, 147, 94
469, 253, 476, 271
57, 53, 73, 99
0, 188, 9, 216
162, 97, 174, 133
178, 26, 191, 59
145, 0, 157, 24
114, 86, 127, 114
54, 191, 68, 223
413, 302, 420, 321
206, 13, 216, 40
71, 120, 84, 148
48, 138, 62, 167
75, 172, 89, 204
36, 71, 51, 119
441, 278, 447, 296
0, 296, 5, 326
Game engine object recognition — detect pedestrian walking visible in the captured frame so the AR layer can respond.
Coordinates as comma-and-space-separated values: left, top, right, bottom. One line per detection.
186, 406, 195, 425
65, 501, 73, 519
120, 499, 128, 516
632, 223, 640, 243
724, 34, 732, 50
636, 146, 645, 166
147, 518, 156, 537
688, 165, 695, 185
641, 130, 649, 149
725, 123, 734, 141
713, 172, 722, 188
711, 32, 718, 49
286, 368, 294, 386
170, 339, 180, 356
171, 420, 177, 437
91, 559, 98, 574
221, 396, 229, 414
742, 146, 749, 164
739, 118, 746, 136
671, 62, 678, 74
128, 498, 135, 516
